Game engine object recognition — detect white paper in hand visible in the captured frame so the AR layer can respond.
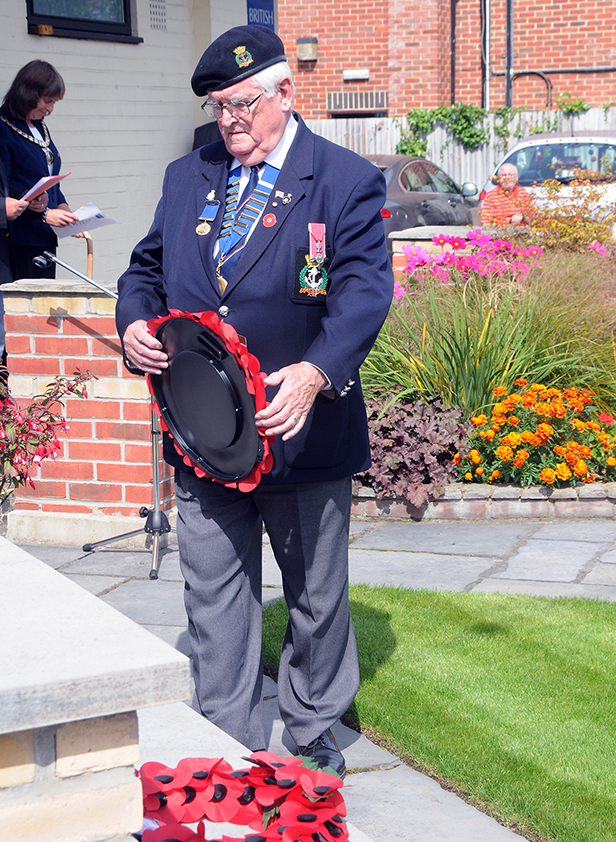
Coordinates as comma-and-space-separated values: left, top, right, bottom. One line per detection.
52, 202, 116, 239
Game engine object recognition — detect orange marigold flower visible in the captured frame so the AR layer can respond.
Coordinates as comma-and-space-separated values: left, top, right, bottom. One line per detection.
553, 445, 566, 457
465, 472, 473, 481
539, 467, 556, 484
578, 444, 592, 459
570, 419, 585, 433
536, 423, 554, 442
607, 457, 616, 467
492, 386, 508, 397
521, 430, 540, 446
586, 421, 600, 431
534, 402, 553, 416
453, 453, 462, 466
515, 378, 528, 387
573, 460, 588, 477
521, 394, 536, 408
513, 448, 530, 468
507, 416, 520, 425
555, 462, 572, 481
495, 445, 513, 461
476, 467, 485, 476
582, 475, 597, 483
530, 383, 547, 393
551, 402, 567, 419
485, 429, 496, 441
470, 414, 488, 426
470, 449, 482, 464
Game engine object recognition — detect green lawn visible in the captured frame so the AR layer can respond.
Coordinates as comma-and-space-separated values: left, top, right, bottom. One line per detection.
262, 586, 616, 842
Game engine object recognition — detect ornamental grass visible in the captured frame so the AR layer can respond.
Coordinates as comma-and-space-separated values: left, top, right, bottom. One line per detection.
455, 379, 616, 487
362, 233, 616, 417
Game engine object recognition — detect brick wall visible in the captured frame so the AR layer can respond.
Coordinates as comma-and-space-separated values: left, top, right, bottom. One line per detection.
279, 0, 616, 118
3, 283, 174, 519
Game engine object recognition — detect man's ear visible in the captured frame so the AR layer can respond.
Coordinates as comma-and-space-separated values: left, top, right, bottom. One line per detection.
278, 77, 294, 113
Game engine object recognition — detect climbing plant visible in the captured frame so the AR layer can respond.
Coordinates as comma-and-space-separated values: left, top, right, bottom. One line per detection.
556, 91, 591, 117
396, 102, 490, 156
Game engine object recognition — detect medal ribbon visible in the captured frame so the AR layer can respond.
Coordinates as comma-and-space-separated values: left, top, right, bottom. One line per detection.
216, 162, 279, 290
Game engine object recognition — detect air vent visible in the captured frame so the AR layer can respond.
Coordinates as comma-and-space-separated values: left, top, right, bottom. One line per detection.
327, 90, 388, 113
150, 0, 166, 30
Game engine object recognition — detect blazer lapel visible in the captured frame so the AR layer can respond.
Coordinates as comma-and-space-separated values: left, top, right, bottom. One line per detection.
195, 148, 232, 295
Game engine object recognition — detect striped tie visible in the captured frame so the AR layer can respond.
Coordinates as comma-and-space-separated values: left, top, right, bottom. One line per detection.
216, 163, 278, 293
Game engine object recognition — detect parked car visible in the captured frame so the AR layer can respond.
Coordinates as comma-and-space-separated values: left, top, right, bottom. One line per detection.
364, 154, 479, 256
480, 132, 616, 219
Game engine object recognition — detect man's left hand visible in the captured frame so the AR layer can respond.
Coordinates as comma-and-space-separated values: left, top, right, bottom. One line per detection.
255, 362, 327, 441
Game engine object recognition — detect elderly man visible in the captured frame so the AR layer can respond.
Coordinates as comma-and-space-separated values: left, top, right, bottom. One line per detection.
481, 162, 534, 226
115, 25, 393, 777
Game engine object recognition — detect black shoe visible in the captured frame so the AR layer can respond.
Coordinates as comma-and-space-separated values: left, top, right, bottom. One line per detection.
295, 729, 346, 778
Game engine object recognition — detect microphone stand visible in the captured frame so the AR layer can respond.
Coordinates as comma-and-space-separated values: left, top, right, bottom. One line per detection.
34, 251, 174, 579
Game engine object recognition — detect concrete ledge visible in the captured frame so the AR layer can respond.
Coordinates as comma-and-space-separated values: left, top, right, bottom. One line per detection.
352, 482, 616, 521
0, 537, 191, 734
5, 509, 177, 549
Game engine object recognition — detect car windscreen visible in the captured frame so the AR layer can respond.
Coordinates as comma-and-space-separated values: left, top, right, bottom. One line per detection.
503, 142, 616, 185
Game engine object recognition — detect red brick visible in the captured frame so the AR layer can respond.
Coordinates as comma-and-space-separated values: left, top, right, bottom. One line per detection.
96, 421, 151, 441
125, 443, 153, 463
97, 463, 152, 483
61, 420, 93, 438
69, 482, 123, 501
62, 316, 118, 336
68, 441, 122, 461
15, 479, 67, 498
8, 356, 62, 376
91, 336, 123, 357
5, 334, 32, 354
66, 357, 120, 377
123, 402, 152, 421
39, 461, 94, 480
41, 502, 95, 513
4, 314, 60, 334
34, 336, 89, 356
125, 484, 158, 504
65, 399, 121, 419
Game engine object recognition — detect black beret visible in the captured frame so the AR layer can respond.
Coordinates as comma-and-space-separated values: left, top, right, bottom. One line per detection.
192, 25, 287, 95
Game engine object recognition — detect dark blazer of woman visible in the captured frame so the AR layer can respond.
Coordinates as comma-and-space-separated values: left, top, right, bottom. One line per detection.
0, 107, 66, 253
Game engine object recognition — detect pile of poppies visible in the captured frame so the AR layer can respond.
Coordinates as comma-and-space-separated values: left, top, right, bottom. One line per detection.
138, 750, 348, 842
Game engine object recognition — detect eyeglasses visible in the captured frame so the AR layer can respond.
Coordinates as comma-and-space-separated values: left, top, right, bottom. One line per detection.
201, 93, 263, 119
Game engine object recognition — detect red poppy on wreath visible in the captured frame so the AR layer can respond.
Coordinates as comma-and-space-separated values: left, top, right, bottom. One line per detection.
146, 310, 275, 492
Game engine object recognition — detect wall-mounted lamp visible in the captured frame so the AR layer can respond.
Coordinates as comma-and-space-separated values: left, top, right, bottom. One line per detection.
296, 37, 318, 62
342, 68, 370, 81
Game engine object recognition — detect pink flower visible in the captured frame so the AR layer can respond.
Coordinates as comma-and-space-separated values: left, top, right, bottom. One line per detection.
432, 233, 449, 246
599, 412, 614, 425
589, 240, 607, 256
449, 237, 467, 250
393, 280, 407, 299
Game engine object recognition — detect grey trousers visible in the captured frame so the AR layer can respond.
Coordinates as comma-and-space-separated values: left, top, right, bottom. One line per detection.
174, 469, 359, 750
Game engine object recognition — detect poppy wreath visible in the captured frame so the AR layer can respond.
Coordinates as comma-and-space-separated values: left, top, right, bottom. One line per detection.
146, 310, 275, 492
138, 750, 348, 842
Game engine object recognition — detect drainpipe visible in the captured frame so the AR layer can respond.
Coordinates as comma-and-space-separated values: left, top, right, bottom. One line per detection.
505, 0, 514, 106
451, 0, 457, 104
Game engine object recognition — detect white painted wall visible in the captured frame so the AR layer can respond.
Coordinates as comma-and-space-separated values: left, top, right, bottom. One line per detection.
0, 0, 241, 283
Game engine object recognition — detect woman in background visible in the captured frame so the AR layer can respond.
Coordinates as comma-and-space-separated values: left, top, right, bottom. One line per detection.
0, 60, 79, 279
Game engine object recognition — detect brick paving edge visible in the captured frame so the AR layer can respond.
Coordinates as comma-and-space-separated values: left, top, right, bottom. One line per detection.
351, 482, 616, 521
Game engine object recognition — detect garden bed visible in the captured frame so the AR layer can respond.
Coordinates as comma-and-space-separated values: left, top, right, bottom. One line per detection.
352, 481, 616, 521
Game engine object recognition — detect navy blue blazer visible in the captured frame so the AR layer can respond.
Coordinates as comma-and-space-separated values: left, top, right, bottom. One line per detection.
116, 115, 394, 485
0, 157, 12, 285
0, 109, 66, 249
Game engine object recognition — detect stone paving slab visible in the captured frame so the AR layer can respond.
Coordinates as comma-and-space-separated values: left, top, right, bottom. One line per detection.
472, 579, 616, 601
17, 543, 86, 569
51, 547, 184, 580
342, 764, 525, 842
581, 562, 616, 586
493, 539, 607, 582
64, 573, 129, 595
141, 623, 191, 657
349, 548, 496, 591
351, 522, 537, 555
531, 522, 616, 542
99, 578, 187, 626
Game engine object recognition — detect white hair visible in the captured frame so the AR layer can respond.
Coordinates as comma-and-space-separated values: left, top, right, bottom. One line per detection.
252, 61, 295, 99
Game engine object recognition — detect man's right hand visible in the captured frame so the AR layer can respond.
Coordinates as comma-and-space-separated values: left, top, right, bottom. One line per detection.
123, 319, 168, 374
5, 197, 29, 221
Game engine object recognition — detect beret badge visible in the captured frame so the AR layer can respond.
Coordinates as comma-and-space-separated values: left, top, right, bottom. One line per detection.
233, 46, 254, 69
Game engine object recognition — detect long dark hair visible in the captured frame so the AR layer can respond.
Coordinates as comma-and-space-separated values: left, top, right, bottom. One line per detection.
2, 61, 65, 121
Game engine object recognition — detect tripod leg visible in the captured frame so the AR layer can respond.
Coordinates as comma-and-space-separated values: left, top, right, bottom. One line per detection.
83, 529, 148, 553
149, 532, 161, 580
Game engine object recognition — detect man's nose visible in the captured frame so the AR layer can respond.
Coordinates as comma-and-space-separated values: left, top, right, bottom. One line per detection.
218, 107, 238, 126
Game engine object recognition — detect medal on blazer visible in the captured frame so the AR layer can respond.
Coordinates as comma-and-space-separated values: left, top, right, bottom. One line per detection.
196, 192, 219, 235
298, 223, 328, 297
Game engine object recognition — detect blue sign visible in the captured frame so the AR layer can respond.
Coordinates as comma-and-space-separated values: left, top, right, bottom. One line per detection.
246, 0, 275, 31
